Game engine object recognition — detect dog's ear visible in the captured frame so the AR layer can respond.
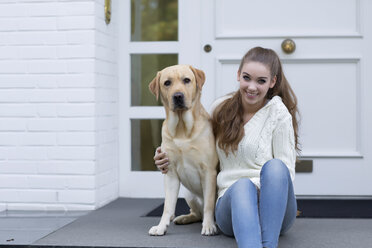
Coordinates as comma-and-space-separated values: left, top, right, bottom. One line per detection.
189, 66, 205, 90
149, 71, 161, 100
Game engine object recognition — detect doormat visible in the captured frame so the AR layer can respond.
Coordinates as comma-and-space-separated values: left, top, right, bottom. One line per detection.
144, 198, 372, 218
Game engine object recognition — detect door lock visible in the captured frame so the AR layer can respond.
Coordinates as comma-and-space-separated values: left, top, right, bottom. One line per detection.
204, 44, 212, 53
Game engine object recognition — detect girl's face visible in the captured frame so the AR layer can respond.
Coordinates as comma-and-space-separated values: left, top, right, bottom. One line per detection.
238, 61, 276, 111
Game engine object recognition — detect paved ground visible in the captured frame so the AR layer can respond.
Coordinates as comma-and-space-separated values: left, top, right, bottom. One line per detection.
0, 210, 89, 246
1, 198, 372, 248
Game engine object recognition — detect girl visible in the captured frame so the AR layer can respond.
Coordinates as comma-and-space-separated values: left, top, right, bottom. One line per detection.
155, 47, 300, 248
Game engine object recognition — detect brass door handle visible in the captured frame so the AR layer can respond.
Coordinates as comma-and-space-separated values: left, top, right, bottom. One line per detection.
281, 39, 296, 54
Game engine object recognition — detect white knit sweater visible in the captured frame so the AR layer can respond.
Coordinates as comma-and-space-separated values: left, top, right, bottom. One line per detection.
210, 95, 296, 199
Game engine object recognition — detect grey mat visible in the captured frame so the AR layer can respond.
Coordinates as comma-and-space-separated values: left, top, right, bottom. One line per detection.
33, 198, 372, 248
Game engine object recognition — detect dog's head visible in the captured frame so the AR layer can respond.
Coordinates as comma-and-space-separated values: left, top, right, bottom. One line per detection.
149, 65, 205, 112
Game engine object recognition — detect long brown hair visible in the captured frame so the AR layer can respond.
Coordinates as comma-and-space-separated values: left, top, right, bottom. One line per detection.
212, 47, 300, 156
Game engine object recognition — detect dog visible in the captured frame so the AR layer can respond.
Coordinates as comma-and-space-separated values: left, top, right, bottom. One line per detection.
148, 65, 218, 236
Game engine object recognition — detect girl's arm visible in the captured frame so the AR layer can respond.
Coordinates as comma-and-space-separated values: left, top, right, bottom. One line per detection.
272, 116, 297, 182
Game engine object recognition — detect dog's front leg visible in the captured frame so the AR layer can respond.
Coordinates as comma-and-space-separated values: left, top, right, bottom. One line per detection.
149, 172, 180, 236
201, 169, 218, 236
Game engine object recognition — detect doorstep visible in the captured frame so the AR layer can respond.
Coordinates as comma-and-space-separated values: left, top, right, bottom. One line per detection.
1, 198, 372, 248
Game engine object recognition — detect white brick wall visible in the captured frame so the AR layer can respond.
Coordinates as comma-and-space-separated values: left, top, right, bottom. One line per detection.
0, 0, 119, 211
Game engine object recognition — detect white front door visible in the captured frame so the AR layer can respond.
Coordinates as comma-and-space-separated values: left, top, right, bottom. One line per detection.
200, 0, 372, 197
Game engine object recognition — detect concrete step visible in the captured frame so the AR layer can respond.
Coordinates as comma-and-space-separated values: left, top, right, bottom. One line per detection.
1, 198, 372, 248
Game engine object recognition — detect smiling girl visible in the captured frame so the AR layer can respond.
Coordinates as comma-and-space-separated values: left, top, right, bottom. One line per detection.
155, 47, 300, 248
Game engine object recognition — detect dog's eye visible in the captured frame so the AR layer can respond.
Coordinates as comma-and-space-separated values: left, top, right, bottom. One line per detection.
183, 78, 191, 84
164, 80, 171, 86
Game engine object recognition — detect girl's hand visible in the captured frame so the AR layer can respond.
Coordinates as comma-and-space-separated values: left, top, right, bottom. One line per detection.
154, 147, 169, 174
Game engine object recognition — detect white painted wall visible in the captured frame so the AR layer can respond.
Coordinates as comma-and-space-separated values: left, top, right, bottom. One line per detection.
0, 0, 119, 211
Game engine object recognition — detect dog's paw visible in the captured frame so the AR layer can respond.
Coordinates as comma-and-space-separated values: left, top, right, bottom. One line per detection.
201, 222, 218, 236
148, 225, 167, 236
173, 213, 201, 225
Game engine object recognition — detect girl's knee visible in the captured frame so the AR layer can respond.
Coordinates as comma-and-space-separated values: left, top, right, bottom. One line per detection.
261, 159, 289, 177
260, 159, 291, 188
230, 178, 257, 195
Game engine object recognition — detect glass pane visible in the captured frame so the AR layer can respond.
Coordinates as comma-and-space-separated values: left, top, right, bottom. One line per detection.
131, 119, 163, 171
131, 0, 178, 41
131, 54, 178, 106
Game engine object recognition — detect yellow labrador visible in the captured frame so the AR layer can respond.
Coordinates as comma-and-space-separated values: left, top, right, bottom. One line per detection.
148, 65, 218, 236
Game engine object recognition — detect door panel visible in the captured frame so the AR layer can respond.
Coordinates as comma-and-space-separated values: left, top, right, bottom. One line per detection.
215, 58, 361, 158
215, 0, 360, 38
285, 59, 361, 158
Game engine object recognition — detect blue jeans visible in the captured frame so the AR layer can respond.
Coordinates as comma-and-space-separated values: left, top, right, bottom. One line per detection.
215, 159, 297, 248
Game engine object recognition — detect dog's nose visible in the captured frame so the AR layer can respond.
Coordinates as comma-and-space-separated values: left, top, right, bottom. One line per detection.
173, 92, 184, 101
173, 92, 185, 108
